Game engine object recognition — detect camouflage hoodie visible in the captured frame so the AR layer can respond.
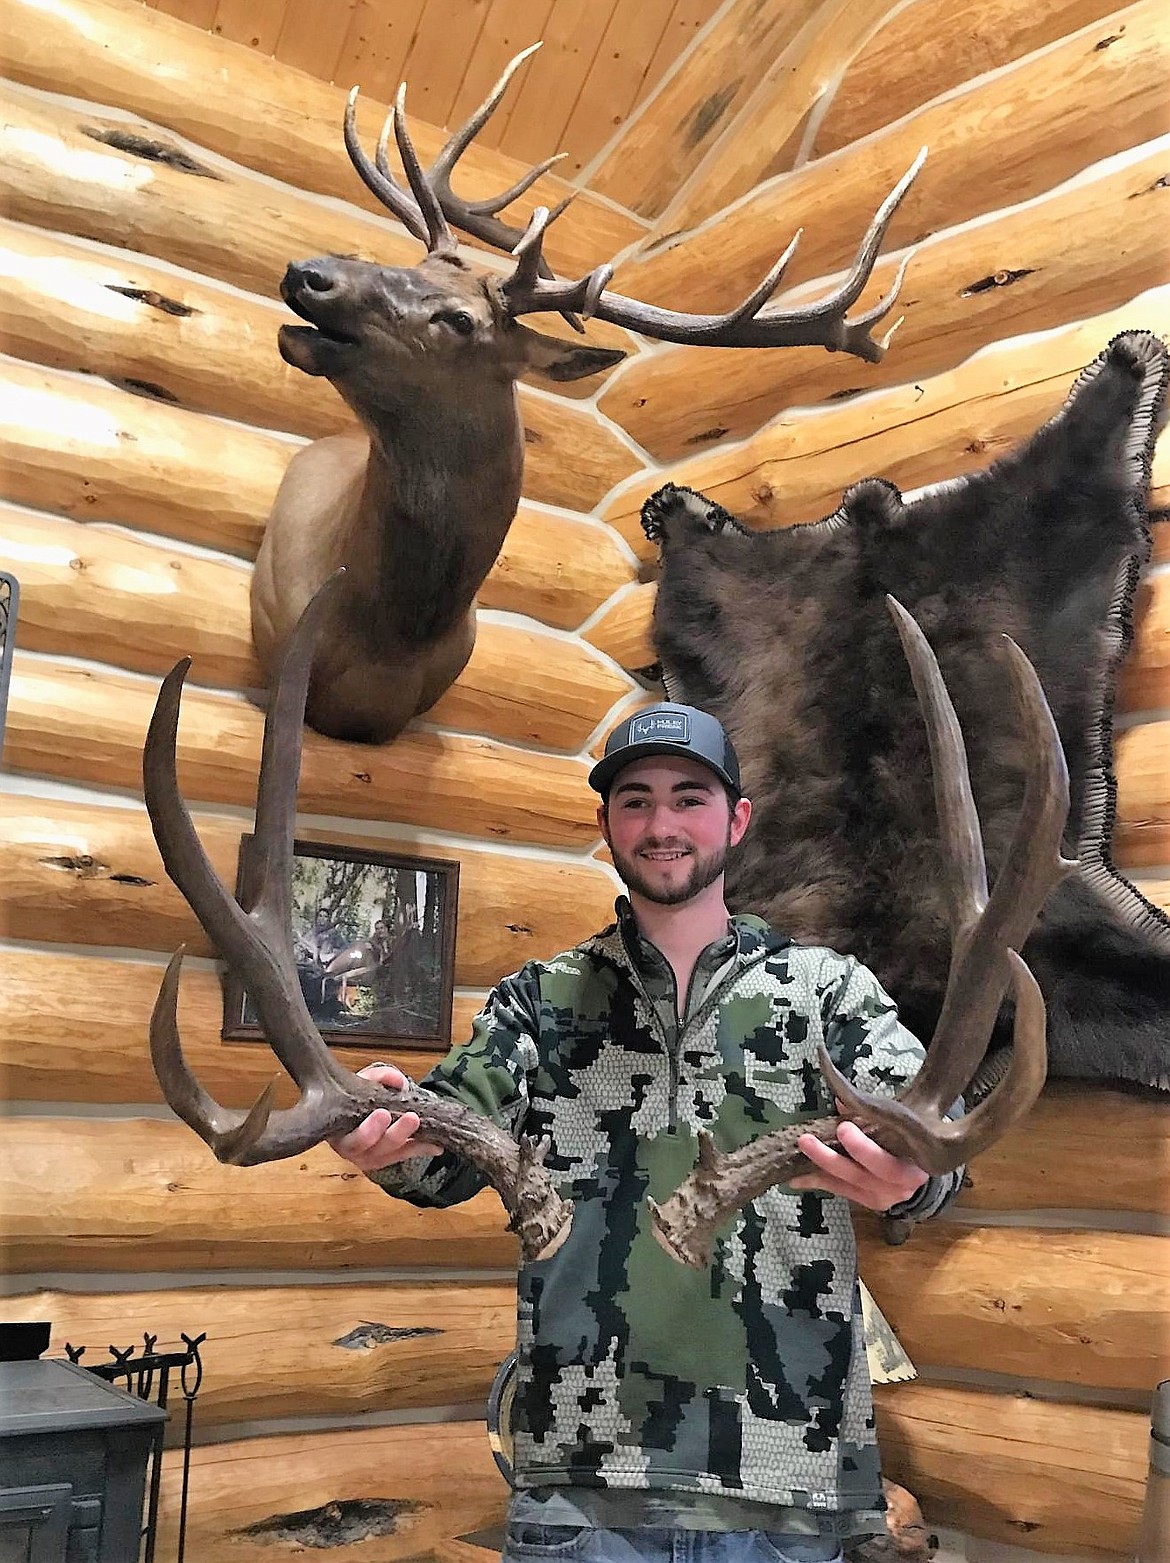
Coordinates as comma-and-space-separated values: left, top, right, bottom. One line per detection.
372, 905, 946, 1522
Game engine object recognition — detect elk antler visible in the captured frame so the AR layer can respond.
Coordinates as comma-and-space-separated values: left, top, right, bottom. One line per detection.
143, 573, 573, 1263
345, 42, 924, 361
500, 150, 924, 361
648, 596, 1077, 1269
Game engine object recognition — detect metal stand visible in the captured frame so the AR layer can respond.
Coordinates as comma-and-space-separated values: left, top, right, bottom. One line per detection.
65, 1333, 205, 1563
1137, 1379, 1169, 1563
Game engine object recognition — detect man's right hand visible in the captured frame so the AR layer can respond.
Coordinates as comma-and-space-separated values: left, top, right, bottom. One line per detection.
328, 1064, 443, 1172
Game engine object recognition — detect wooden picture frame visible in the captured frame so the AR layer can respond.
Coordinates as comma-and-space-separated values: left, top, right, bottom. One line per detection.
222, 835, 459, 1052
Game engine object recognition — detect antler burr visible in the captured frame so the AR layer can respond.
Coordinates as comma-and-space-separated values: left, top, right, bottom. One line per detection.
649, 596, 1077, 1269
143, 573, 573, 1263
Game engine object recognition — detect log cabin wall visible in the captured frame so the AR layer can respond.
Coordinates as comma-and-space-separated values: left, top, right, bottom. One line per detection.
0, 0, 1167, 1556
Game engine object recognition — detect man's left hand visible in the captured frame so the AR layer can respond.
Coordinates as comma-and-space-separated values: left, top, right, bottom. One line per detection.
790, 1119, 928, 1212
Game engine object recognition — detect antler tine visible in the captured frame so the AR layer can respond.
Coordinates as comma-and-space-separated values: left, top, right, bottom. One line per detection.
501, 204, 613, 324
824, 950, 1049, 1175
886, 594, 988, 934
458, 152, 568, 217
430, 42, 542, 185
419, 42, 571, 299
344, 86, 429, 246
148, 947, 281, 1165
392, 84, 457, 255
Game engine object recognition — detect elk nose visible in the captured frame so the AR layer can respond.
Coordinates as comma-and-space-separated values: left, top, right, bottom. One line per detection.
299, 265, 335, 293
281, 259, 343, 303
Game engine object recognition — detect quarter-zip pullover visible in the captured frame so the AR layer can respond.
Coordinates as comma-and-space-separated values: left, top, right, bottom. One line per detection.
371, 901, 961, 1534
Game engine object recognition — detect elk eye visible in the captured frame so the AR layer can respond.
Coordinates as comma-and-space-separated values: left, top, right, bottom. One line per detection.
436, 310, 476, 336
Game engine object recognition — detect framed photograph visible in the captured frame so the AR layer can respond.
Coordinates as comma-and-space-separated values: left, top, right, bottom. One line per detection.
223, 836, 459, 1051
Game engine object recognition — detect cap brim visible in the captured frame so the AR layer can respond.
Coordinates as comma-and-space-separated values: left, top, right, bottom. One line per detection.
589, 743, 740, 797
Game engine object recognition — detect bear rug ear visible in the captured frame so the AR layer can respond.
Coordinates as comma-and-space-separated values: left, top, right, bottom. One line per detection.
648, 329, 1170, 1093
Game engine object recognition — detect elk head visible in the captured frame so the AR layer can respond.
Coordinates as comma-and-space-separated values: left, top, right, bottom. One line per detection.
277, 46, 630, 418
145, 573, 573, 1264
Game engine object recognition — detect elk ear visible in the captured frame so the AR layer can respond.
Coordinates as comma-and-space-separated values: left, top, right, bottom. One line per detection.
515, 324, 627, 382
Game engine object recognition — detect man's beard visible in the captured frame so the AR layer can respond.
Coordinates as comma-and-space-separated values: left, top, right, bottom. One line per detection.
611, 830, 731, 907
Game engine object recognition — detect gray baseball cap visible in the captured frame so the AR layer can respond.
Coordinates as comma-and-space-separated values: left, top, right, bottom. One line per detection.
589, 702, 742, 798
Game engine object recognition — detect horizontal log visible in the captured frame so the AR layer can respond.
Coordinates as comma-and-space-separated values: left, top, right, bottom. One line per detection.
625, 2, 1168, 308
856, 1224, 1167, 1393
0, 1117, 516, 1273
0, 795, 617, 982
582, 583, 659, 672
0, 83, 633, 406
0, 358, 638, 626
0, 505, 634, 751
0, 947, 491, 1110
874, 1382, 1146, 1555
5, 1280, 515, 1425
812, 0, 1125, 161
1120, 564, 1170, 712
1111, 719, 1170, 864
6, 1222, 1160, 1429
599, 286, 1170, 553
587, 0, 846, 217
3, 502, 258, 688
958, 1082, 1170, 1215
599, 140, 1170, 459
153, 1422, 506, 1561
2, 1065, 1159, 1271
0, 218, 632, 449
2, 0, 643, 278
4, 657, 601, 849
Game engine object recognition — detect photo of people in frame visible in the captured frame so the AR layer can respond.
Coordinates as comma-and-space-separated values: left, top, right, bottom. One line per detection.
223, 836, 458, 1049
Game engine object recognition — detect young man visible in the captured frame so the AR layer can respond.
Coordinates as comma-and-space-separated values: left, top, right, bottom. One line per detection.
330, 703, 961, 1562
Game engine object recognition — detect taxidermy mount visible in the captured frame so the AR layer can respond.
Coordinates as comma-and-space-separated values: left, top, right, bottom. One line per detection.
252, 43, 925, 744
645, 330, 1170, 1093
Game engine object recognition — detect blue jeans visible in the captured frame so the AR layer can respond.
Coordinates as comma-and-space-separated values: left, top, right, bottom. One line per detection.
500, 1525, 845, 1562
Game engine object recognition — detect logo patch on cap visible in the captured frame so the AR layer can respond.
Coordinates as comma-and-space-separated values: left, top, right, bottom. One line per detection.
629, 711, 690, 745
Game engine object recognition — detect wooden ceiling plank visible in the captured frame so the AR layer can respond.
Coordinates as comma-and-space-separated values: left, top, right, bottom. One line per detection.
274, 0, 358, 82
148, 0, 219, 25
556, 0, 679, 177
494, 0, 619, 166
209, 0, 287, 54
812, 0, 1127, 160
446, 0, 558, 151
398, 0, 494, 131
587, 0, 827, 215
332, 0, 429, 105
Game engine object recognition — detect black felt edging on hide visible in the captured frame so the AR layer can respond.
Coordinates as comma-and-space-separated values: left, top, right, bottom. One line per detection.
646, 330, 1170, 1092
